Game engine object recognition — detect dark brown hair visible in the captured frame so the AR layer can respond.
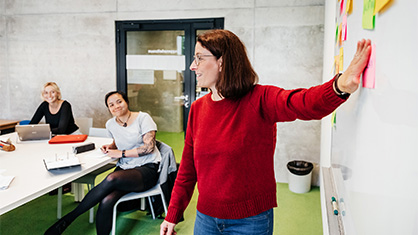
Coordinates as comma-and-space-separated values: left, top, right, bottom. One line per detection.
105, 91, 129, 108
197, 29, 258, 100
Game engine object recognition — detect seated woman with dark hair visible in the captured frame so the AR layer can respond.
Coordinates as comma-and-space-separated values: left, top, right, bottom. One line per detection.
45, 91, 161, 235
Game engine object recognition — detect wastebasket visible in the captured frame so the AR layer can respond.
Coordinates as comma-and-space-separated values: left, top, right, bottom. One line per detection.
287, 160, 314, 194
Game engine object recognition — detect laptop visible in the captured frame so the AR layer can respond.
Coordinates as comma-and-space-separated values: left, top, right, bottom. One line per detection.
15, 124, 52, 141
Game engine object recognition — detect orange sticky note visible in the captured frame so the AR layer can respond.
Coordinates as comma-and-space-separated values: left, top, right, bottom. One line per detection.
374, 0, 391, 14
338, 23, 342, 45
362, 43, 376, 88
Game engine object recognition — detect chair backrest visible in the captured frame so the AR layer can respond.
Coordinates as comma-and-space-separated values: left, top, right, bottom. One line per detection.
89, 127, 109, 137
155, 140, 177, 186
74, 117, 93, 135
19, 120, 31, 125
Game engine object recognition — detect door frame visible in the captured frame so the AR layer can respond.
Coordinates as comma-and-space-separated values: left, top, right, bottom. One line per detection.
115, 18, 224, 132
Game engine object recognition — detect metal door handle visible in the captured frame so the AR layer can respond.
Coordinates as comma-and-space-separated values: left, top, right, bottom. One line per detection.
174, 95, 189, 108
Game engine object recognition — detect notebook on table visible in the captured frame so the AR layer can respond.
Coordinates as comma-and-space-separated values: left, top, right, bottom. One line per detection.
43, 153, 81, 170
15, 124, 51, 141
48, 134, 88, 144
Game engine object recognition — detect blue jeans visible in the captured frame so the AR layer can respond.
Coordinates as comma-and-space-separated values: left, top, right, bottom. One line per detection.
194, 209, 274, 235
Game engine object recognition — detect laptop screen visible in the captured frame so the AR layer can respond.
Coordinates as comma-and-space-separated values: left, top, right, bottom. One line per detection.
15, 124, 51, 141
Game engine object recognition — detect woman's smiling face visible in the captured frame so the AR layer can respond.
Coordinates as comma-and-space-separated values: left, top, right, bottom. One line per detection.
189, 42, 222, 92
106, 93, 129, 117
42, 85, 60, 104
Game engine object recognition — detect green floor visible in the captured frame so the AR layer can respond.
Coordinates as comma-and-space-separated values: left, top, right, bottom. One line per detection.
0, 132, 323, 234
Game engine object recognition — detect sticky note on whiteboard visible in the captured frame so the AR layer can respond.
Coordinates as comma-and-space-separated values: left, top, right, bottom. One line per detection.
362, 43, 376, 89
362, 0, 375, 29
342, 14, 347, 41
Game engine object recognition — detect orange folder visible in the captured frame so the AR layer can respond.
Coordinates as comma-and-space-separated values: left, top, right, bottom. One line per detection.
48, 134, 88, 144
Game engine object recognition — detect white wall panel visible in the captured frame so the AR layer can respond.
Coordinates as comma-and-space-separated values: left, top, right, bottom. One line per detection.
4, 0, 116, 14
6, 13, 115, 125
0, 15, 8, 116
118, 0, 254, 12
1, 0, 326, 184
256, 0, 324, 7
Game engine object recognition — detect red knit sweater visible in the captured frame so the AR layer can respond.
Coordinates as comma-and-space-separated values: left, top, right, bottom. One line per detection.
165, 77, 346, 223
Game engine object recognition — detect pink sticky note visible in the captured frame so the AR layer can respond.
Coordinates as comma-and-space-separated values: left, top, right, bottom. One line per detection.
340, 0, 345, 15
342, 14, 347, 41
362, 43, 376, 88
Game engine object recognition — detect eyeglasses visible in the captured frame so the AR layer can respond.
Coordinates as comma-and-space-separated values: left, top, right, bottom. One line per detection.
193, 54, 215, 66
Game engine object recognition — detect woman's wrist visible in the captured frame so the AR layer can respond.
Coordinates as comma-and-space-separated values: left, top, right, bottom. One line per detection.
333, 73, 350, 98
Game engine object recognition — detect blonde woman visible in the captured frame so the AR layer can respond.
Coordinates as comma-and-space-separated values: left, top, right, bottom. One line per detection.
29, 82, 79, 135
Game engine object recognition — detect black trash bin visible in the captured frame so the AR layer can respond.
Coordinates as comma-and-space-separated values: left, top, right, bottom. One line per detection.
287, 160, 314, 193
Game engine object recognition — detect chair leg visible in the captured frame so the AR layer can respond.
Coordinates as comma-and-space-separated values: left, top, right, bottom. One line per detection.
57, 187, 63, 219
88, 183, 94, 223
147, 197, 155, 219
140, 198, 146, 210
73, 183, 85, 202
111, 201, 120, 235
160, 193, 168, 216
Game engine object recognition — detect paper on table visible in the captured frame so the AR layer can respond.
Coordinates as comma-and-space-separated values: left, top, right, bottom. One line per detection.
0, 173, 15, 190
83, 149, 108, 158
43, 155, 81, 170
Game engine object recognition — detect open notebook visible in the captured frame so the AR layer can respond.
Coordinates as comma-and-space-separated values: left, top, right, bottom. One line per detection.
43, 154, 81, 171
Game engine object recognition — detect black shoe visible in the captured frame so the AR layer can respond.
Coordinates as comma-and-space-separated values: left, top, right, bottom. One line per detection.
44, 219, 70, 235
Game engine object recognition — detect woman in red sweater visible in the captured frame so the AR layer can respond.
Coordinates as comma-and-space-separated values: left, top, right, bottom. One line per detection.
160, 29, 371, 235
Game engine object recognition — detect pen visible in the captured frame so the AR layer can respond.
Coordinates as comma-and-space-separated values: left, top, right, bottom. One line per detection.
331, 197, 339, 215
340, 198, 346, 216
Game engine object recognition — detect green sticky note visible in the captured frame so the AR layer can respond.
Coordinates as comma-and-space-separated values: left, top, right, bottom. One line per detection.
362, 0, 375, 29
331, 111, 337, 127
335, 24, 339, 42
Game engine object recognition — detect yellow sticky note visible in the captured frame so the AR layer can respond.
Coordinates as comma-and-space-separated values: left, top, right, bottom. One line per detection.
339, 48, 344, 71
374, 0, 391, 14
346, 0, 353, 13
362, 0, 375, 29
331, 59, 336, 76
335, 55, 339, 74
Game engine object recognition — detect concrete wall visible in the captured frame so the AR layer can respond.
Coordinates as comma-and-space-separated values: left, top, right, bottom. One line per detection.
0, 0, 326, 184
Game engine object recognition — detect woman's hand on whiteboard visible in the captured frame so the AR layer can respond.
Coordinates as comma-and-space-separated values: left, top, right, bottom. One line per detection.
339, 39, 372, 94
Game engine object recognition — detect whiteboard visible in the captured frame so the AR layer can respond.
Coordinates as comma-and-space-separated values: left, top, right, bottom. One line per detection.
329, 0, 418, 235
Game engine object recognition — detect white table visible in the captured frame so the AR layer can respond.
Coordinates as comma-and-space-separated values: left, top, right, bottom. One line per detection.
0, 132, 114, 215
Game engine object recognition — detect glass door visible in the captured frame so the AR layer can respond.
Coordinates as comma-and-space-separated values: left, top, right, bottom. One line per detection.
126, 30, 185, 132
115, 18, 224, 135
